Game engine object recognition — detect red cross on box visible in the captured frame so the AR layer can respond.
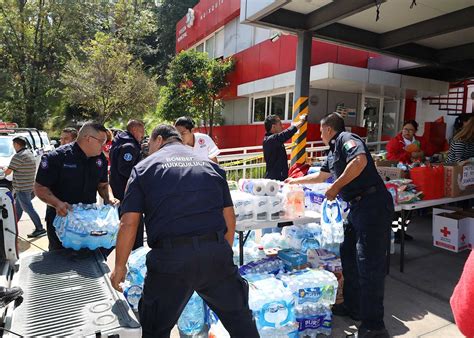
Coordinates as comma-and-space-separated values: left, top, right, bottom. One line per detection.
440, 227, 451, 237
461, 234, 466, 242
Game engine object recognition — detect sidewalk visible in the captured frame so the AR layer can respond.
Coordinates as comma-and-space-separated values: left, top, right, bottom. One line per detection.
18, 199, 466, 337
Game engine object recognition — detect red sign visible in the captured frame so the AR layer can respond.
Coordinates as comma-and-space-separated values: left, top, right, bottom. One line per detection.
176, 0, 240, 52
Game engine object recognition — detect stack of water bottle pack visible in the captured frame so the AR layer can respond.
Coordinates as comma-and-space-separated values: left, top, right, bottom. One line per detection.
231, 179, 306, 224
53, 203, 119, 250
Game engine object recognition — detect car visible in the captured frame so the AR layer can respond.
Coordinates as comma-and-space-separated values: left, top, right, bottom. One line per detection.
0, 128, 53, 190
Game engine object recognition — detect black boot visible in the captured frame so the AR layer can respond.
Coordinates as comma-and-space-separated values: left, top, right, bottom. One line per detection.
332, 303, 361, 321
346, 327, 389, 338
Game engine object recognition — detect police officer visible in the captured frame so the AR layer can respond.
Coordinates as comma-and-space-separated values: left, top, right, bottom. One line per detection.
34, 122, 118, 251
110, 119, 145, 249
110, 125, 259, 338
287, 113, 394, 338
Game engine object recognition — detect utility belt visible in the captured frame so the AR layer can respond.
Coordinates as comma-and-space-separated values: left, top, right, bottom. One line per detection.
151, 231, 225, 249
348, 184, 384, 206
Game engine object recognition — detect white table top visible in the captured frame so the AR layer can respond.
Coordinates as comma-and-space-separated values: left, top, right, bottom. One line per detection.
235, 211, 321, 231
394, 193, 474, 212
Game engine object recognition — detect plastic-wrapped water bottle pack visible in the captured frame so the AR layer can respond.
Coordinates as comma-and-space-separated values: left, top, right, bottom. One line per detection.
282, 224, 322, 253
278, 269, 337, 337
239, 257, 285, 276
321, 198, 345, 246
53, 203, 119, 250
248, 276, 298, 337
123, 246, 150, 311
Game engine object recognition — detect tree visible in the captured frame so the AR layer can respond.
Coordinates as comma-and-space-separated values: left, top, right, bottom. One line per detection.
0, 0, 114, 128
149, 0, 199, 81
157, 50, 234, 136
60, 32, 158, 124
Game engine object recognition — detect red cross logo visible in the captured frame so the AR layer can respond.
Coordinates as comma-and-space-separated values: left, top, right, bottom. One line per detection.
461, 234, 466, 242
440, 227, 451, 237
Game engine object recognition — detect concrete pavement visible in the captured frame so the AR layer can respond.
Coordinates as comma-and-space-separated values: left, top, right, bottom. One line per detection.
17, 198, 466, 337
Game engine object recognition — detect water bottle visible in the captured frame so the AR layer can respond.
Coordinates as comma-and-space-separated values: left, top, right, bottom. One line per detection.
177, 292, 205, 335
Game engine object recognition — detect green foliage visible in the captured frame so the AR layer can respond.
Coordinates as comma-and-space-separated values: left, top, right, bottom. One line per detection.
0, 0, 199, 132
152, 0, 199, 81
60, 32, 158, 124
157, 50, 234, 135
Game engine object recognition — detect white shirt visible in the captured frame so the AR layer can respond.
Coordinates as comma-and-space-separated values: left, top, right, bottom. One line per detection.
403, 137, 414, 146
191, 133, 220, 160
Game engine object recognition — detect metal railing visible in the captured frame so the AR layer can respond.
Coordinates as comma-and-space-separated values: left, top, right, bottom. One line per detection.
218, 140, 388, 180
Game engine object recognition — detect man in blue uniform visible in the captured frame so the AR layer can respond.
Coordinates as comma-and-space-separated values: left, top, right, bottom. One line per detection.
110, 125, 259, 338
110, 119, 145, 249
34, 122, 117, 251
287, 113, 393, 338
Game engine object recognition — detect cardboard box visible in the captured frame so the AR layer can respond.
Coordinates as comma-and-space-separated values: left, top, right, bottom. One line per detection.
375, 160, 398, 167
457, 210, 474, 249
376, 166, 405, 181
444, 164, 474, 197
433, 212, 471, 252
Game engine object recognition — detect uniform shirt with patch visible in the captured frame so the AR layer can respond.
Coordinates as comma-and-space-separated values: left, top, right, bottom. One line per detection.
110, 131, 142, 201
121, 142, 232, 247
191, 133, 220, 161
35, 142, 108, 222
321, 131, 383, 201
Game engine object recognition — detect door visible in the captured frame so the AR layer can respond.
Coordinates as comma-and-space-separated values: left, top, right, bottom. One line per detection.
362, 97, 381, 143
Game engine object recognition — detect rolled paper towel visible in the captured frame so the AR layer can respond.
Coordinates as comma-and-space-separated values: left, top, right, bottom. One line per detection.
268, 195, 284, 220
253, 196, 269, 221
263, 180, 279, 196
238, 179, 279, 196
238, 179, 266, 196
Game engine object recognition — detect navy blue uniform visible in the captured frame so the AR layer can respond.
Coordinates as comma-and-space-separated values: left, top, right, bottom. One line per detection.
321, 132, 394, 331
263, 125, 297, 181
121, 142, 258, 338
110, 131, 144, 249
35, 142, 108, 251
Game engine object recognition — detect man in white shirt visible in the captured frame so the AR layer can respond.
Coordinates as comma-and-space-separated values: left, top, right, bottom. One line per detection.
174, 116, 220, 163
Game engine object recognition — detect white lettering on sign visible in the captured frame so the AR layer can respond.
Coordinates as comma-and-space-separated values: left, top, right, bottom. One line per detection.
161, 161, 205, 169
461, 165, 474, 187
199, 0, 225, 20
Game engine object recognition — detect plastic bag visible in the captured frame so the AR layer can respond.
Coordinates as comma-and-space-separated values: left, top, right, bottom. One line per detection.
321, 199, 344, 245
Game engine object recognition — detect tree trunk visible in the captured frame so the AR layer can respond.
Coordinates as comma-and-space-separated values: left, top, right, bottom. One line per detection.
209, 99, 215, 137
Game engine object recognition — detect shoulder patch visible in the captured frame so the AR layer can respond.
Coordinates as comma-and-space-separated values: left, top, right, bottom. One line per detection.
40, 158, 48, 169
343, 140, 357, 151
123, 153, 133, 162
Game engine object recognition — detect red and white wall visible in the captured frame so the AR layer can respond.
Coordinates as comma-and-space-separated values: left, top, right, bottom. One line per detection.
176, 0, 452, 149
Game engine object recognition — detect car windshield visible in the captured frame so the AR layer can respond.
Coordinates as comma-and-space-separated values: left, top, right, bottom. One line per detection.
40, 132, 50, 145
0, 138, 14, 157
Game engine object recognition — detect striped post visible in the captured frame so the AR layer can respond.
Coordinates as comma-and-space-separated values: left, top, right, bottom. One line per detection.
290, 96, 308, 166
289, 31, 311, 168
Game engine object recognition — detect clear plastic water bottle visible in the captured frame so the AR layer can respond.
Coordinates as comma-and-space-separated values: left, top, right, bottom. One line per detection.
177, 292, 205, 335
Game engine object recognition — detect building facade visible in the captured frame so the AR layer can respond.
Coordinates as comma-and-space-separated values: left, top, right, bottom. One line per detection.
176, 0, 459, 149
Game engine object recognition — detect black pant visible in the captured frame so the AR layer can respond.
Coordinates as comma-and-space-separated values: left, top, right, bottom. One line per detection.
340, 189, 394, 330
139, 233, 259, 338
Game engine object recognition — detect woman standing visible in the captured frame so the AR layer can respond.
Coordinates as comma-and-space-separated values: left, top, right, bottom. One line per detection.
446, 116, 474, 164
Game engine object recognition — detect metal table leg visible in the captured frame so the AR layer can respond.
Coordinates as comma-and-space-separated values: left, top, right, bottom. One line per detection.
239, 231, 244, 266
238, 230, 252, 266
399, 210, 411, 273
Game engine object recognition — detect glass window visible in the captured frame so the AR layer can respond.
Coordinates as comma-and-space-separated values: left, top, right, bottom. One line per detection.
287, 92, 294, 120
215, 29, 225, 58
270, 94, 286, 120
196, 43, 204, 52
253, 97, 266, 122
205, 35, 215, 58
0, 138, 14, 157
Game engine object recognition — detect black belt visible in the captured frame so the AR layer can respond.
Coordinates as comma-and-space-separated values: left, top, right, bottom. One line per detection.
348, 185, 380, 206
152, 232, 222, 249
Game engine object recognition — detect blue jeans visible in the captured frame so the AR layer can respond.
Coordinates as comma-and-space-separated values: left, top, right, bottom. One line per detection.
15, 191, 44, 231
